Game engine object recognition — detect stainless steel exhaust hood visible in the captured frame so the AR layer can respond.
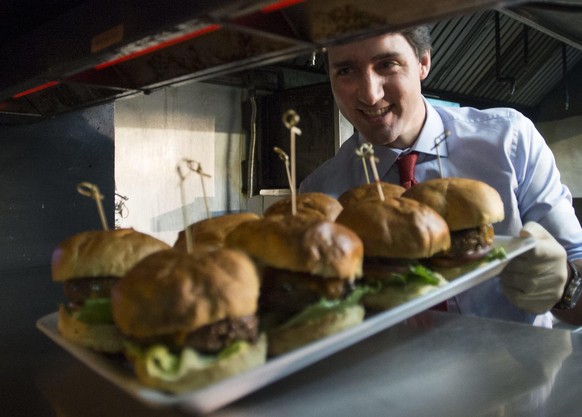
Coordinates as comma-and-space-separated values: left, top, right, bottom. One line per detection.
0, 0, 580, 123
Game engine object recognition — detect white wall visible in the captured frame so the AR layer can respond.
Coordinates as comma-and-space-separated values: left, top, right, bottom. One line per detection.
538, 114, 582, 198
114, 82, 247, 245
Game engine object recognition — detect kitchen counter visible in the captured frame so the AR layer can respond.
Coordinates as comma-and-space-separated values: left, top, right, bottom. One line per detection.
5, 265, 582, 417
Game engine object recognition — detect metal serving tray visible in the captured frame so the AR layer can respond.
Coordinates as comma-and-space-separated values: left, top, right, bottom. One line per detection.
37, 235, 535, 415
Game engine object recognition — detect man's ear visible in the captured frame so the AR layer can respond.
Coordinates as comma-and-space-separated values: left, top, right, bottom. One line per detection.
419, 52, 431, 80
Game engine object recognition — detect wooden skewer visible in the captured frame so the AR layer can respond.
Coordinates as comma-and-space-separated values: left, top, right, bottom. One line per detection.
77, 182, 109, 230
355, 143, 372, 184
177, 159, 213, 253
282, 110, 302, 216
431, 130, 451, 178
274, 147, 293, 207
176, 164, 193, 254
355, 143, 384, 201
185, 160, 212, 220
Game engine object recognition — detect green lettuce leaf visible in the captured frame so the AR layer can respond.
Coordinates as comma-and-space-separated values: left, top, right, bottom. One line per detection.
125, 340, 250, 381
385, 264, 443, 286
76, 297, 113, 324
484, 246, 507, 262
279, 285, 372, 329
446, 245, 508, 274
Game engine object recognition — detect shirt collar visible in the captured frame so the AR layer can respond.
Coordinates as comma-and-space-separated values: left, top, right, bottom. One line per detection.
355, 97, 449, 173
413, 97, 449, 157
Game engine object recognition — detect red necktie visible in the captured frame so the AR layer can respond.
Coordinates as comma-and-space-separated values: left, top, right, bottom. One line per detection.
397, 152, 419, 189
397, 151, 448, 312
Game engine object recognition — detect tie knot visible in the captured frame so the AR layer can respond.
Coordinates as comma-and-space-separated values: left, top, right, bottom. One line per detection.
397, 151, 419, 189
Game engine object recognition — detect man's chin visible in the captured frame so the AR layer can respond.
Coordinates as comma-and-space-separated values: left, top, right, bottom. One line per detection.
360, 130, 398, 146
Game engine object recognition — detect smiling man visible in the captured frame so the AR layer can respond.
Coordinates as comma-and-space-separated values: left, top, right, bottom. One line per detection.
328, 29, 429, 149
300, 26, 582, 327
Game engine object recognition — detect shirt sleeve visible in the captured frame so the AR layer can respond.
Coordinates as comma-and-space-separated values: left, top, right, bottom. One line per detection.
512, 111, 582, 260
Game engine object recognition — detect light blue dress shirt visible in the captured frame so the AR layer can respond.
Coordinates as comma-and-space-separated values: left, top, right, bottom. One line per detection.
300, 98, 582, 325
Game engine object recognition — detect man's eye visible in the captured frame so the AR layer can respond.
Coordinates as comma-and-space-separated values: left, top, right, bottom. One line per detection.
336, 67, 352, 76
379, 61, 396, 70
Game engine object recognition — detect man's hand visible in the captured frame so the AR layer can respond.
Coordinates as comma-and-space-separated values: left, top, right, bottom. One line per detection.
499, 221, 568, 314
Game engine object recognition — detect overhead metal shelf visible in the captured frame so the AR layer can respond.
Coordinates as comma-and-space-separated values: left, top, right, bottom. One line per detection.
2, 0, 581, 122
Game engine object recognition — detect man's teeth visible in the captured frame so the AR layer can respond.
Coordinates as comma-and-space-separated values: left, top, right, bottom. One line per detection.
362, 108, 388, 117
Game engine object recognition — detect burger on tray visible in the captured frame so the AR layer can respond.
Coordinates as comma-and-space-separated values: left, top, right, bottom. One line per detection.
402, 177, 506, 279
111, 245, 266, 393
51, 228, 171, 353
225, 214, 365, 356
336, 197, 450, 311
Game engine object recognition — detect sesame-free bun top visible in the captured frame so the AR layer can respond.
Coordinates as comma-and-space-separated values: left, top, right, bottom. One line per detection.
111, 247, 259, 339
336, 198, 451, 259
51, 228, 171, 282
173, 212, 260, 250
263, 192, 343, 221
225, 215, 363, 280
402, 177, 505, 231
338, 182, 406, 208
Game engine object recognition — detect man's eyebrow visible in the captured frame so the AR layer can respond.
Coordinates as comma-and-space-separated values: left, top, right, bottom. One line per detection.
330, 52, 401, 68
371, 52, 400, 62
329, 59, 355, 69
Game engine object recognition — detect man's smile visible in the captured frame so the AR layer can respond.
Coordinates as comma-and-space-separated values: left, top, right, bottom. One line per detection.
360, 105, 391, 118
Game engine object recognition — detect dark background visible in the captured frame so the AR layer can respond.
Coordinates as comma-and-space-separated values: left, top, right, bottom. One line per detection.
0, 102, 115, 415
0, 103, 115, 272
244, 83, 337, 192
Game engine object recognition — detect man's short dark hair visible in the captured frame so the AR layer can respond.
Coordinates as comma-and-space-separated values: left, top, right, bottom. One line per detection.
321, 24, 433, 71
399, 25, 433, 60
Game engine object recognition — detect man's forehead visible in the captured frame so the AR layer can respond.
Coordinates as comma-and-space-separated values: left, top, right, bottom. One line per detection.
327, 32, 409, 63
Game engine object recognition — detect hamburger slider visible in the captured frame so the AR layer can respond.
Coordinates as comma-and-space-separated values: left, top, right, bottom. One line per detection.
51, 228, 171, 353
402, 177, 506, 278
225, 215, 365, 356
338, 182, 406, 208
111, 245, 266, 393
173, 212, 260, 250
336, 197, 450, 311
263, 192, 343, 221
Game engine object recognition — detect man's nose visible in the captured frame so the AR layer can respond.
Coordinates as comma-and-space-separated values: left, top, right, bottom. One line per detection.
358, 72, 384, 105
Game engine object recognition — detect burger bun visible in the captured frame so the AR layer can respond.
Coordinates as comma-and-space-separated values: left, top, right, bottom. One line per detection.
338, 182, 405, 208
52, 228, 170, 353
112, 247, 260, 339
267, 305, 365, 356
225, 215, 363, 280
126, 334, 267, 393
402, 177, 504, 231
52, 228, 171, 282
362, 275, 448, 311
173, 213, 260, 250
57, 305, 126, 353
264, 192, 343, 221
336, 198, 450, 259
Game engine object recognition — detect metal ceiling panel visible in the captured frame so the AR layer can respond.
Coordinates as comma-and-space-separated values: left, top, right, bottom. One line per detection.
504, 0, 582, 49
0, 0, 581, 122
424, 10, 582, 111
